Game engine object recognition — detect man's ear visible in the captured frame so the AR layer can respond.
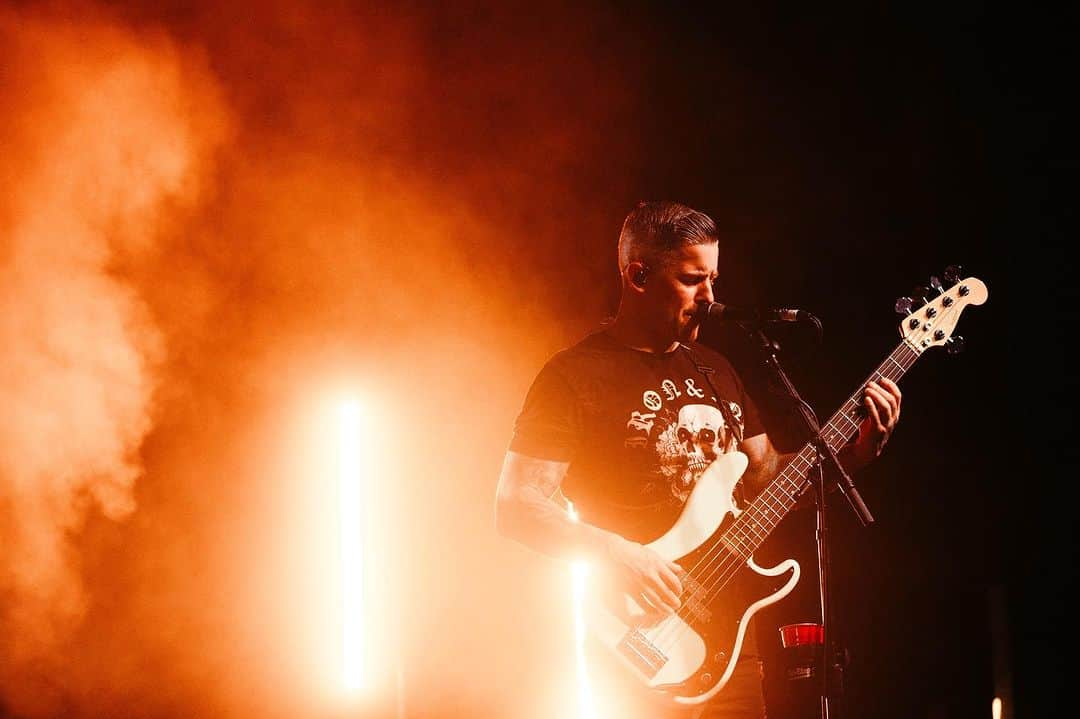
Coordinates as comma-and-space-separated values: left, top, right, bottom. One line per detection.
626, 261, 649, 290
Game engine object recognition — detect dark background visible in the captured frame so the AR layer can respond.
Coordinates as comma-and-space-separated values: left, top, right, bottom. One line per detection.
618, 3, 1072, 718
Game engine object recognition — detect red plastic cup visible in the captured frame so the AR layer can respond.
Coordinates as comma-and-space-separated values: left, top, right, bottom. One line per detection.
779, 622, 824, 648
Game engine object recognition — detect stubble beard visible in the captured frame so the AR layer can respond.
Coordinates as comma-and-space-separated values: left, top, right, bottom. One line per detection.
678, 312, 700, 344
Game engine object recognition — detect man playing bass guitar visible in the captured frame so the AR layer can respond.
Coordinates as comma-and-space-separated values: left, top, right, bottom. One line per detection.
495, 200, 901, 718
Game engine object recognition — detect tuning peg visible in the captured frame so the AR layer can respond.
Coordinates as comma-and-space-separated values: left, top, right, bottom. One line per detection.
929, 276, 944, 294
946, 335, 965, 355
943, 265, 963, 285
911, 285, 930, 307
894, 296, 914, 316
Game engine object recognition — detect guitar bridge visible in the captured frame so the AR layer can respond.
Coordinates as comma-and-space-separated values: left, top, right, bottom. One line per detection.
617, 629, 667, 679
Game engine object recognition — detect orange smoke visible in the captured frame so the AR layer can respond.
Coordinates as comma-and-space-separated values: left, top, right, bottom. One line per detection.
0, 5, 228, 716
0, 1, 646, 717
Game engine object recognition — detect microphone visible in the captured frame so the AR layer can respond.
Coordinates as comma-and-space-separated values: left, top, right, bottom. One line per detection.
697, 302, 817, 323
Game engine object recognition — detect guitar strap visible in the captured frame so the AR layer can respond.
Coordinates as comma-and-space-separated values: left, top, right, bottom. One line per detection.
681, 343, 752, 510
679, 343, 744, 445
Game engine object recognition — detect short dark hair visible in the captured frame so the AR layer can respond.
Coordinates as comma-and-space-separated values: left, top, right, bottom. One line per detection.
617, 200, 719, 270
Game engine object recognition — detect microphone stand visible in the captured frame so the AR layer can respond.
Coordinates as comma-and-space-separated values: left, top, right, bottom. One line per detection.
742, 319, 874, 719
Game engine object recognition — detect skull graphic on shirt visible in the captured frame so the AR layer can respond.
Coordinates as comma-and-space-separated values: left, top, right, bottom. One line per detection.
624, 390, 746, 504
676, 404, 726, 467
671, 403, 726, 491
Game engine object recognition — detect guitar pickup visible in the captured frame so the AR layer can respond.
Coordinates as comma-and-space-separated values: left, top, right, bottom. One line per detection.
680, 575, 713, 625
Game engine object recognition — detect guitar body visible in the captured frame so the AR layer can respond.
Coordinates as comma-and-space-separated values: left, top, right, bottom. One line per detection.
584, 451, 801, 707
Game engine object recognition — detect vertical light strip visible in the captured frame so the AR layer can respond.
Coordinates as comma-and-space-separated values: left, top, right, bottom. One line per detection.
992, 697, 1002, 719
340, 400, 365, 691
567, 502, 597, 719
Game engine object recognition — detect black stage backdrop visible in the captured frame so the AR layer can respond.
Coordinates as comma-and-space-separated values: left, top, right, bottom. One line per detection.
627, 4, 1072, 718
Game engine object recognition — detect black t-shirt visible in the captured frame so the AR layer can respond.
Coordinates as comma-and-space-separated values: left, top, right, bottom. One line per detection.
510, 329, 766, 659
510, 328, 764, 543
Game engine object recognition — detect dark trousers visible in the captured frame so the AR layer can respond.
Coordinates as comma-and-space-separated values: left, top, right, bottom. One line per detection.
697, 657, 766, 719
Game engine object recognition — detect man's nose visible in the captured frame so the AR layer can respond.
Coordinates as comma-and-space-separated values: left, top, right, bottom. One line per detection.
697, 281, 714, 305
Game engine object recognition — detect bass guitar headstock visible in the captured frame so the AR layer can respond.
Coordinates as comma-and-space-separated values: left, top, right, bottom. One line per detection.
895, 265, 988, 354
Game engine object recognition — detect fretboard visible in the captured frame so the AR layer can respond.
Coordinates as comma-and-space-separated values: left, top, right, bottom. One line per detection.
722, 340, 922, 559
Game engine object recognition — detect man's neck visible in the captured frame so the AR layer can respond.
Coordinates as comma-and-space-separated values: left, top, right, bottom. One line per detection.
606, 312, 679, 354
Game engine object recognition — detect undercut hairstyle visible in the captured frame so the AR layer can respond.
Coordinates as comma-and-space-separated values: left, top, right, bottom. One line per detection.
617, 200, 719, 271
